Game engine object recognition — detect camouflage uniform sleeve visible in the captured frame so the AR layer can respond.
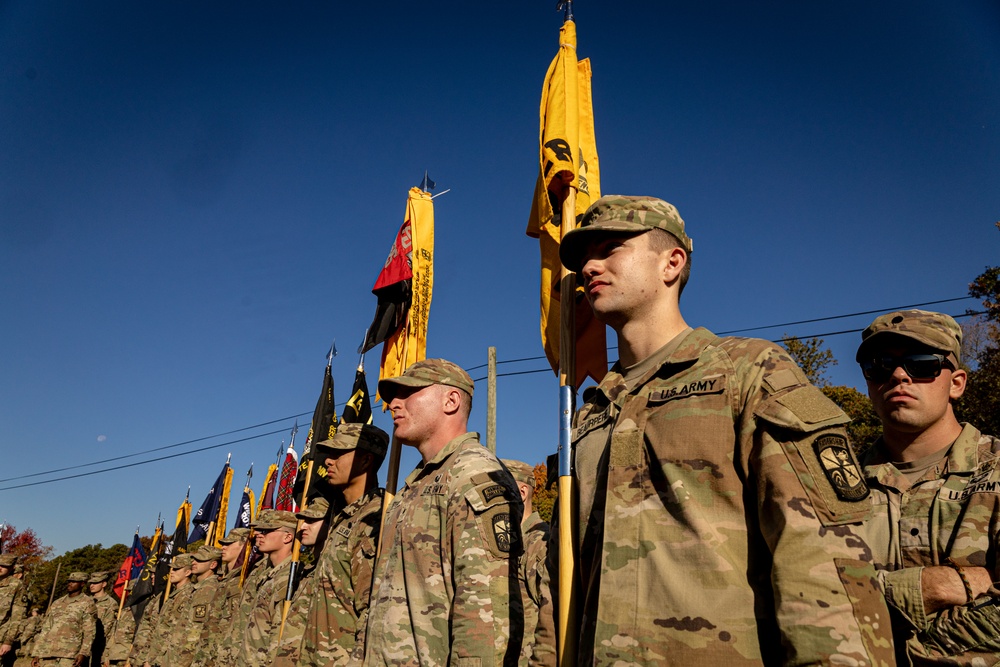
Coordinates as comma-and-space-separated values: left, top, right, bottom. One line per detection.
349, 529, 377, 662
450, 474, 523, 667
748, 349, 895, 666
528, 507, 557, 667
880, 566, 928, 630
0, 581, 26, 645
77, 597, 97, 657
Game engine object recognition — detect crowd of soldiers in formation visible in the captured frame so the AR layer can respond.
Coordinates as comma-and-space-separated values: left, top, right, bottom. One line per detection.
0, 412, 548, 667
2, 194, 999, 666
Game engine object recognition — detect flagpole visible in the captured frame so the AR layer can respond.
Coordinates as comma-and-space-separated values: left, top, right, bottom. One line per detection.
47, 559, 61, 610
279, 347, 335, 639
556, 3, 580, 664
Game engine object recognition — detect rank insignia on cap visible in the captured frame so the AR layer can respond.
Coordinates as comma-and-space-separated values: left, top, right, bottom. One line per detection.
815, 435, 869, 502
492, 513, 512, 553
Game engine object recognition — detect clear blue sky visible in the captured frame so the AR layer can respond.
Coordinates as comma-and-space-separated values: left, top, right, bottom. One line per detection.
1, 1, 998, 556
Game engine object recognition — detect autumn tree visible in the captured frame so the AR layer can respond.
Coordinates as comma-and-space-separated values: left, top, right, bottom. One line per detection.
0, 524, 52, 570
533, 463, 556, 524
956, 230, 1000, 434
780, 335, 837, 387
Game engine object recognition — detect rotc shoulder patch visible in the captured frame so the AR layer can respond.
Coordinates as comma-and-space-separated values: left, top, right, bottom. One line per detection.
193, 604, 208, 620
477, 505, 519, 559
815, 435, 869, 502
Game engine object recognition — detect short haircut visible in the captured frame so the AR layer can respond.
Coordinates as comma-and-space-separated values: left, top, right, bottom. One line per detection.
646, 228, 691, 296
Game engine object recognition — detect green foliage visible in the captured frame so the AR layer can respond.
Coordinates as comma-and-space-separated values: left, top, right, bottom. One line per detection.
780, 335, 838, 387
27, 543, 128, 610
957, 231, 1000, 435
822, 385, 881, 457
532, 463, 556, 524
956, 347, 1000, 436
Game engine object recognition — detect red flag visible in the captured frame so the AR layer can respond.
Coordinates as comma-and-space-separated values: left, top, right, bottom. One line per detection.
112, 533, 146, 600
274, 444, 299, 512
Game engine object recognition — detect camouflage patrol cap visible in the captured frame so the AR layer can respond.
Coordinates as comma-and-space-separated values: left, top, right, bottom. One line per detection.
295, 495, 330, 521
560, 195, 694, 272
315, 422, 390, 468
87, 571, 110, 584
501, 459, 535, 488
856, 310, 963, 365
219, 527, 250, 544
67, 571, 90, 582
191, 546, 222, 562
0, 554, 17, 568
170, 554, 194, 570
252, 509, 298, 531
377, 358, 474, 401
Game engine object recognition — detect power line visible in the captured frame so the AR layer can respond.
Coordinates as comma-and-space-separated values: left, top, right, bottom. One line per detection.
716, 296, 974, 335
2, 298, 985, 491
0, 426, 292, 492
0, 411, 313, 484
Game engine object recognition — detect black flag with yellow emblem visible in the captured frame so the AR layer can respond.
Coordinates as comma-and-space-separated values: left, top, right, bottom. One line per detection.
294, 361, 338, 506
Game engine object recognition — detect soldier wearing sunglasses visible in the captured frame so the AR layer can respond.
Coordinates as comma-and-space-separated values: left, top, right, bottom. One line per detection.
857, 309, 1000, 665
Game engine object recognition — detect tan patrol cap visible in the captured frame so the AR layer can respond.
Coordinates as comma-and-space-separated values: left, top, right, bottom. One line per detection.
191, 546, 222, 562
0, 554, 17, 568
170, 554, 194, 570
501, 459, 535, 488
295, 496, 330, 521
219, 527, 250, 544
67, 571, 90, 582
315, 422, 390, 468
252, 509, 298, 531
378, 358, 474, 401
88, 571, 110, 584
560, 195, 694, 273
856, 309, 963, 365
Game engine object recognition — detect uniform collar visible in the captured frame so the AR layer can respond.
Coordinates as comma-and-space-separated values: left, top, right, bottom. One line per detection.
863, 422, 983, 484
594, 327, 714, 405
404, 432, 479, 487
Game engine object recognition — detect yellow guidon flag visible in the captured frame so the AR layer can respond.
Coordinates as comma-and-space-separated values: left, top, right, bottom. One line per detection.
526, 19, 605, 389
212, 463, 233, 547
361, 187, 434, 401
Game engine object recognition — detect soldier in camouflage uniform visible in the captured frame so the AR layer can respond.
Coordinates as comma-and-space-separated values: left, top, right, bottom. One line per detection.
166, 546, 222, 667
501, 459, 549, 667
143, 553, 195, 667
12, 606, 42, 667
289, 423, 389, 666
189, 527, 252, 667
531, 195, 896, 666
99, 585, 134, 667
223, 509, 296, 666
856, 310, 1000, 665
30, 571, 96, 667
0, 554, 27, 666
270, 495, 330, 666
125, 591, 159, 667
86, 572, 116, 666
364, 359, 524, 667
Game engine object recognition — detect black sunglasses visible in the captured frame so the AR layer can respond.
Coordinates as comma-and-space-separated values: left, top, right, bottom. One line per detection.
860, 353, 951, 383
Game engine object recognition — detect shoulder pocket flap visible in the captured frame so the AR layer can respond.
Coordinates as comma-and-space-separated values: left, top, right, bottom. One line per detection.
755, 385, 849, 433
465, 474, 516, 513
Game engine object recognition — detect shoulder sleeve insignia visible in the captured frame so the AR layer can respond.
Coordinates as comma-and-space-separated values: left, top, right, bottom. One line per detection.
492, 512, 512, 554
815, 435, 869, 502
193, 604, 207, 620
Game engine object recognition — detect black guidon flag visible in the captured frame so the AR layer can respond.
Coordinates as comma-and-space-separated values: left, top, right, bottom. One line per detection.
294, 363, 338, 507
